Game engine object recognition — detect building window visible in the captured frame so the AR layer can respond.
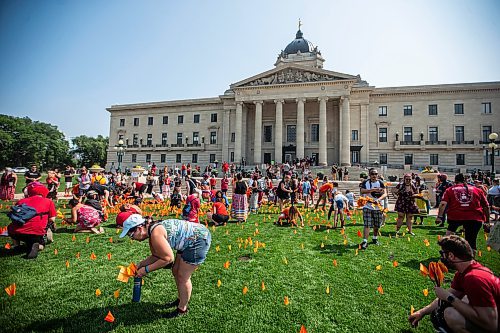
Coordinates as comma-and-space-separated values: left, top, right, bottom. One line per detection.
210, 131, 217, 144
177, 133, 183, 145
131, 154, 137, 163
351, 151, 359, 164
455, 126, 464, 142
378, 106, 387, 117
287, 125, 296, 142
148, 117, 153, 126
133, 118, 139, 126
176, 154, 181, 163
379, 153, 387, 165
230, 152, 234, 162
210, 154, 216, 163
428, 104, 438, 116
231, 133, 235, 143
193, 114, 200, 123
456, 154, 465, 165
161, 154, 166, 163
119, 118, 125, 127
264, 125, 272, 143
133, 134, 138, 146
146, 134, 152, 146
454, 103, 464, 115
404, 127, 413, 142
403, 105, 412, 116
311, 124, 319, 142
482, 102, 491, 114
192, 154, 198, 163
351, 130, 359, 141
161, 133, 168, 145
482, 126, 492, 142
146, 154, 151, 163
430, 154, 439, 165
264, 153, 272, 164
192, 132, 199, 144
404, 153, 413, 165
178, 115, 184, 124
429, 127, 438, 142
211, 113, 217, 122
163, 116, 168, 124
378, 128, 387, 142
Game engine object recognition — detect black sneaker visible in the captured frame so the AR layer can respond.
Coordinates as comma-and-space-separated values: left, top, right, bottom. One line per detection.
164, 298, 180, 308
162, 307, 188, 318
360, 241, 368, 250
371, 239, 380, 246
26, 243, 39, 259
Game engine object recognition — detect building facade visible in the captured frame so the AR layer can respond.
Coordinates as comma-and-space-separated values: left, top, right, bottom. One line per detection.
106, 29, 500, 172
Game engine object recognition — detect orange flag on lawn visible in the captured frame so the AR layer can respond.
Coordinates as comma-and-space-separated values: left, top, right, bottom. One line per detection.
419, 263, 429, 277
299, 324, 307, 333
90, 252, 97, 260
357, 230, 362, 237
377, 284, 384, 294
104, 311, 115, 323
4, 283, 16, 296
223, 261, 230, 269
242, 286, 248, 295
5, 243, 11, 250
284, 296, 290, 305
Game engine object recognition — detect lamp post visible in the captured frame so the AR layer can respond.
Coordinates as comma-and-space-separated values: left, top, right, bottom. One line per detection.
489, 132, 498, 175
114, 139, 126, 172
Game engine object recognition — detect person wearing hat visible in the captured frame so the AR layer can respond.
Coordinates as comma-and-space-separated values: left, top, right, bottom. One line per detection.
121, 214, 211, 318
7, 183, 56, 259
436, 173, 490, 250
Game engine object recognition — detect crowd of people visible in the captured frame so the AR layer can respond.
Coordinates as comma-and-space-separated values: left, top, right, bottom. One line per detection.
0, 161, 498, 328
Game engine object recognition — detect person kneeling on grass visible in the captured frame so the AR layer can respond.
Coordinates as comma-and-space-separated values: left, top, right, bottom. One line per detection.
409, 235, 499, 333
7, 183, 56, 259
207, 192, 229, 226
328, 191, 349, 229
277, 205, 304, 227
65, 198, 104, 234
121, 214, 211, 318
116, 203, 143, 227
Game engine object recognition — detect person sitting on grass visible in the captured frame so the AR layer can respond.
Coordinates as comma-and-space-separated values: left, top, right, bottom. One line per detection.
207, 192, 229, 226
409, 235, 499, 333
7, 183, 56, 259
170, 187, 183, 208
65, 198, 104, 234
276, 205, 304, 227
122, 214, 211, 318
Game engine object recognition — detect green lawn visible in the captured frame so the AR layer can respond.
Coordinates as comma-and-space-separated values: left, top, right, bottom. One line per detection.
14, 173, 72, 194
0, 202, 498, 333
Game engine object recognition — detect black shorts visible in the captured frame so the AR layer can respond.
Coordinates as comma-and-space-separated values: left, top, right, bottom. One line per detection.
10, 233, 46, 246
212, 214, 229, 223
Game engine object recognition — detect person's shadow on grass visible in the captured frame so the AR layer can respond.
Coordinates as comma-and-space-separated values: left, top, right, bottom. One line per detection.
21, 302, 170, 333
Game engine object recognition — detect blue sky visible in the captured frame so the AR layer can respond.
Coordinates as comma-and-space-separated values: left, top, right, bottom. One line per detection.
1, 0, 499, 139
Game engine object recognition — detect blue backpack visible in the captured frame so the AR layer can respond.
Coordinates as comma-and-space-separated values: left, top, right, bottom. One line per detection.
7, 203, 46, 225
182, 200, 192, 217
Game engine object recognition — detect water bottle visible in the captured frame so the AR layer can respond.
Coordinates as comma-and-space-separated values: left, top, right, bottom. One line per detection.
132, 277, 142, 302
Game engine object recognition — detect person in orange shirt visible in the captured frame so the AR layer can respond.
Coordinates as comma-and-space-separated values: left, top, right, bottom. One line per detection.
277, 205, 304, 227
207, 191, 229, 226
315, 177, 335, 210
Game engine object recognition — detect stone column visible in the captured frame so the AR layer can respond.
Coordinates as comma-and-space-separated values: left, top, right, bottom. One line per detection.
222, 109, 231, 162
341, 96, 351, 166
296, 98, 305, 159
318, 97, 328, 166
274, 99, 284, 164
235, 102, 243, 165
360, 103, 369, 163
253, 101, 263, 165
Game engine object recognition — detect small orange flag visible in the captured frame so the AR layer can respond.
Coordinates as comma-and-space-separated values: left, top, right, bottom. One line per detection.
419, 263, 429, 277
72, 235, 76, 242
242, 286, 248, 295
357, 230, 362, 237
376, 265, 382, 271
104, 311, 115, 323
4, 283, 16, 296
107, 253, 112, 260
326, 285, 330, 295
333, 259, 338, 267
95, 289, 102, 296
299, 324, 307, 333
86, 236, 90, 244
54, 249, 58, 255
261, 281, 266, 291
215, 245, 220, 252
5, 243, 11, 250
109, 237, 113, 243
76, 252, 80, 259
377, 284, 384, 294
223, 261, 230, 269
65, 260, 70, 269
217, 280, 222, 288
410, 305, 415, 315
284, 296, 290, 305
90, 252, 97, 260
114, 289, 120, 299
393, 261, 399, 267
423, 289, 429, 296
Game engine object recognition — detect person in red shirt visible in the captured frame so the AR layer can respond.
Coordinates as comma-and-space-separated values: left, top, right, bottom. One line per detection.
409, 235, 499, 333
116, 203, 143, 227
222, 161, 229, 177
182, 192, 200, 223
209, 176, 217, 189
277, 205, 304, 227
314, 177, 334, 210
207, 192, 229, 226
220, 174, 230, 194
8, 183, 56, 259
436, 173, 490, 250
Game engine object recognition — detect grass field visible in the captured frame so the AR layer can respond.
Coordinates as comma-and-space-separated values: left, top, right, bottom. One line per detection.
0, 201, 498, 333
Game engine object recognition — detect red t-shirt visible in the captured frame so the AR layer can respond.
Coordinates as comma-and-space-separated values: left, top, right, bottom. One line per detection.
221, 179, 229, 190
209, 178, 217, 187
134, 182, 145, 191
185, 194, 200, 223
213, 201, 228, 216
442, 184, 488, 222
451, 262, 499, 308
8, 196, 56, 236
319, 183, 333, 193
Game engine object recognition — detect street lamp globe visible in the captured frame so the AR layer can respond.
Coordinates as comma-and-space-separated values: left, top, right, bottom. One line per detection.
489, 132, 498, 141
118, 139, 124, 145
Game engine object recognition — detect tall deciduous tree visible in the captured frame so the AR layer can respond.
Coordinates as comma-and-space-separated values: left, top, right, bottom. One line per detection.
0, 114, 73, 169
71, 135, 109, 168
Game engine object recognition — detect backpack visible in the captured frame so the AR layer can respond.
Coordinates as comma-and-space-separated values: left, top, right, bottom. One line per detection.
7, 203, 47, 225
182, 200, 192, 216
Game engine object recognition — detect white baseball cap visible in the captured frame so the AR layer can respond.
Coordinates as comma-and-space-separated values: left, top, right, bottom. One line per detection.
119, 214, 145, 238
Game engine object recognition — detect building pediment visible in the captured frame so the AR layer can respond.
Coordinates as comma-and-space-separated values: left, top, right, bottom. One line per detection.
230, 64, 358, 89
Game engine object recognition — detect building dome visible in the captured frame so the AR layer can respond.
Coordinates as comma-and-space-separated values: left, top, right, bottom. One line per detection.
283, 30, 315, 55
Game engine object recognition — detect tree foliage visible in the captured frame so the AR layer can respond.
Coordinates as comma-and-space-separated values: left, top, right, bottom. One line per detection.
71, 135, 109, 168
0, 114, 73, 170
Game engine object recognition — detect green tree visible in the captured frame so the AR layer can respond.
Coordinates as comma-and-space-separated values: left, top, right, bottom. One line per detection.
71, 135, 109, 168
0, 114, 73, 170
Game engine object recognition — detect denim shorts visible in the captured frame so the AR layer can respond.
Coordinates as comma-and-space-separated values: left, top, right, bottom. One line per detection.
180, 232, 212, 265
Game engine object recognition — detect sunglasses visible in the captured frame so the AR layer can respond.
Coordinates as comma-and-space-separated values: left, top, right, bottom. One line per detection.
370, 173, 378, 176
127, 227, 138, 238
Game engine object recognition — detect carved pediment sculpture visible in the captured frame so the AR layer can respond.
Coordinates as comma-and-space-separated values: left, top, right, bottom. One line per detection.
246, 68, 347, 86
